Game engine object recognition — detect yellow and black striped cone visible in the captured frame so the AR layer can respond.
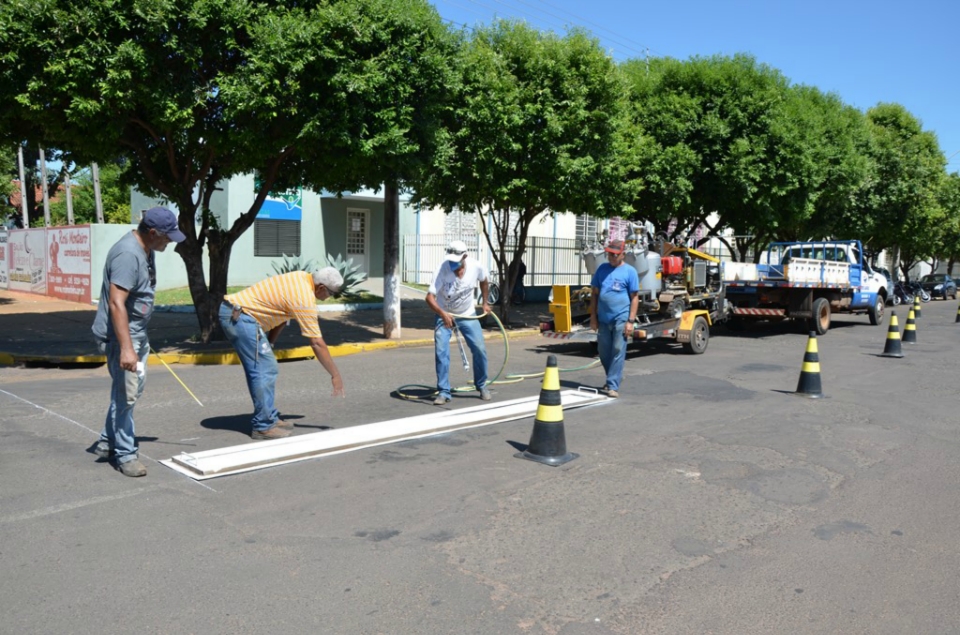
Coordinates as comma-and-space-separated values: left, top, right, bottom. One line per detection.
515, 354, 578, 466
902, 307, 918, 344
879, 310, 904, 358
795, 332, 824, 398
913, 295, 922, 319
955, 303, 960, 323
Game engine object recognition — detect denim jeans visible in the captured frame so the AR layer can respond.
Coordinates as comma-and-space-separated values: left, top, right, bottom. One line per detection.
99, 336, 150, 464
596, 320, 628, 391
434, 315, 488, 399
219, 302, 279, 432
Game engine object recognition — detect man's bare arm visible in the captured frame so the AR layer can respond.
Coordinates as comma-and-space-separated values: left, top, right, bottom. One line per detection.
308, 336, 345, 397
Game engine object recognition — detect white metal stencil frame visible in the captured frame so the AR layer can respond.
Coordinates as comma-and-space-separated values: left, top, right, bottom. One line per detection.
161, 390, 609, 480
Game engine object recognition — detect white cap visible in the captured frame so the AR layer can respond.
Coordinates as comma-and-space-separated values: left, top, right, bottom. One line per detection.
445, 239, 469, 262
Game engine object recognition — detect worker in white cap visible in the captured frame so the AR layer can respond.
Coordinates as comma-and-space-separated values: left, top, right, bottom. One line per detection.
426, 239, 493, 405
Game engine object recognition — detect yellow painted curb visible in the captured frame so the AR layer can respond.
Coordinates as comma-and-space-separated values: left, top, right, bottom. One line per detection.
0, 328, 541, 367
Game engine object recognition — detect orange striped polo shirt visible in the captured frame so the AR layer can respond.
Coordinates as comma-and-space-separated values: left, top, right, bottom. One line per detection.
224, 271, 322, 338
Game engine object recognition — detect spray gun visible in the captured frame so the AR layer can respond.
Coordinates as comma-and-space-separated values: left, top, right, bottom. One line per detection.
452, 324, 470, 371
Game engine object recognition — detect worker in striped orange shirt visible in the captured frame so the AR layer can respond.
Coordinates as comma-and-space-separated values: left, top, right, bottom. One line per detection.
219, 268, 345, 440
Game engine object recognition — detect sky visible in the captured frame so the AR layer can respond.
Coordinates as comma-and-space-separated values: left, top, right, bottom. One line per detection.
431, 0, 960, 171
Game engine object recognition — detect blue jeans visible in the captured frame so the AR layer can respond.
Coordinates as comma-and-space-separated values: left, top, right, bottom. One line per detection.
99, 337, 149, 464
219, 302, 279, 432
434, 315, 488, 399
596, 320, 628, 391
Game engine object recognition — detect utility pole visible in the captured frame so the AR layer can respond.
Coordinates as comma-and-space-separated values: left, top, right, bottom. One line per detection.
91, 162, 104, 224
65, 171, 74, 225
17, 145, 28, 227
39, 146, 51, 227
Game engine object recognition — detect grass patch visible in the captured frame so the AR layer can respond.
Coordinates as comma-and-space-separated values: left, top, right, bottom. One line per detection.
155, 287, 246, 306
404, 282, 430, 292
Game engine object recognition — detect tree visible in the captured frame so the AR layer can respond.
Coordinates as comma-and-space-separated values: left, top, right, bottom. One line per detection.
0, 0, 455, 341
622, 55, 801, 260
937, 173, 960, 274
412, 20, 633, 322
855, 103, 946, 279
48, 162, 131, 225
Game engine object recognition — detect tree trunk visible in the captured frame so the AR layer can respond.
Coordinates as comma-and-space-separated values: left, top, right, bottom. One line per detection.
383, 181, 401, 339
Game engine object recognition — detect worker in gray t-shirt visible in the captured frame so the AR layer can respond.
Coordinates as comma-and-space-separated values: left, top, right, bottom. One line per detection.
91, 207, 185, 477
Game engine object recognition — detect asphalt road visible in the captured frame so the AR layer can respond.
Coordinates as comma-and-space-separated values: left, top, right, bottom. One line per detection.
2, 301, 959, 634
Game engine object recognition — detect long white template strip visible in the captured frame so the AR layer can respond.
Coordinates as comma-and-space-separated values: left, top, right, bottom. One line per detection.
160, 390, 608, 480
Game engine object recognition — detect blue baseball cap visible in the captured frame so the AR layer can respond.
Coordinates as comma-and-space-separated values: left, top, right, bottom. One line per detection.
142, 207, 186, 243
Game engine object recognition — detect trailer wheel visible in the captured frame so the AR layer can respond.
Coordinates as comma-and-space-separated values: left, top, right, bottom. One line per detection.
868, 295, 884, 325
808, 297, 831, 334
682, 316, 709, 354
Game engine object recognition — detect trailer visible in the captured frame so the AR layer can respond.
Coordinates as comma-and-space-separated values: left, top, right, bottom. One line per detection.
540, 226, 728, 354
723, 240, 887, 334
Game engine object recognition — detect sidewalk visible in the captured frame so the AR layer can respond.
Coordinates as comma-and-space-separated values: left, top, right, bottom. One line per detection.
0, 289, 547, 367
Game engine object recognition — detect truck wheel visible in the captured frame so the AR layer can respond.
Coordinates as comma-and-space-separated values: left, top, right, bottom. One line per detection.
682, 316, 709, 354
808, 297, 831, 334
868, 295, 884, 325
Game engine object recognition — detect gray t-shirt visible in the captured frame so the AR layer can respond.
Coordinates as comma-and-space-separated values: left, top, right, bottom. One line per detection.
92, 231, 156, 342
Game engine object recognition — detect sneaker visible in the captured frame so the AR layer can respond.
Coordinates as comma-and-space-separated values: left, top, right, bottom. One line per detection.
433, 394, 451, 406
251, 425, 292, 440
274, 418, 293, 430
94, 441, 112, 460
116, 459, 147, 477
480, 387, 492, 401
605, 389, 619, 398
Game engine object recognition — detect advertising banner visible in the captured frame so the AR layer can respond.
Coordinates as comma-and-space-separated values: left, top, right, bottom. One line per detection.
46, 225, 92, 303
9, 228, 47, 294
0, 230, 8, 289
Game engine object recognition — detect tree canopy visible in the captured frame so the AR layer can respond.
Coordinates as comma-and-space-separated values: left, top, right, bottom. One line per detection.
0, 0, 455, 340
411, 20, 632, 318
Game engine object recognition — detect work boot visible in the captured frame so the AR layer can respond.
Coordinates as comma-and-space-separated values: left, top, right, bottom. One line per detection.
274, 418, 293, 430
479, 387, 492, 401
116, 459, 147, 477
94, 441, 112, 460
605, 389, 619, 399
433, 394, 451, 406
251, 424, 292, 440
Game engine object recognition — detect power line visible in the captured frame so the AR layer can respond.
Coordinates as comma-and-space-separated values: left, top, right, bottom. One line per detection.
509, 0, 657, 58
438, 0, 654, 61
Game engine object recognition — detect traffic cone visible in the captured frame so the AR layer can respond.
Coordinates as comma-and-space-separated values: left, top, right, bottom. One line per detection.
902, 308, 918, 344
913, 295, 922, 319
795, 332, 824, 399
515, 354, 579, 466
879, 310, 904, 358
955, 303, 960, 323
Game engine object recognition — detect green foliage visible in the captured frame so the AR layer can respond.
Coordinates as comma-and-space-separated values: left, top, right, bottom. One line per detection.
0, 0, 456, 341
858, 103, 946, 273
47, 162, 132, 225
410, 20, 629, 316
622, 54, 807, 257
270, 254, 318, 276
325, 253, 368, 300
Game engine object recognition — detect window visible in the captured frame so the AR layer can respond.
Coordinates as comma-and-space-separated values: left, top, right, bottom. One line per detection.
576, 214, 599, 248
254, 219, 301, 257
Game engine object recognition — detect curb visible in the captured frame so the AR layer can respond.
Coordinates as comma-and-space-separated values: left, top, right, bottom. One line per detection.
153, 297, 427, 314
0, 328, 541, 367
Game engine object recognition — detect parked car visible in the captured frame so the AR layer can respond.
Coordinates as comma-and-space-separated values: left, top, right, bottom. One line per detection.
873, 266, 896, 305
919, 273, 958, 300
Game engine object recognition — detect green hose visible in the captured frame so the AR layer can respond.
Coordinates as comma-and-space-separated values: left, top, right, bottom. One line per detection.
396, 310, 601, 401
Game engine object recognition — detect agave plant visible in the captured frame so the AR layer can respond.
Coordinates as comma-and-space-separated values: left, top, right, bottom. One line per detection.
326, 253, 368, 300
270, 254, 317, 276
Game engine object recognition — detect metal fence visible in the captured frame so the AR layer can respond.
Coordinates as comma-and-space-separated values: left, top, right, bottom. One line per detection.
402, 234, 593, 287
